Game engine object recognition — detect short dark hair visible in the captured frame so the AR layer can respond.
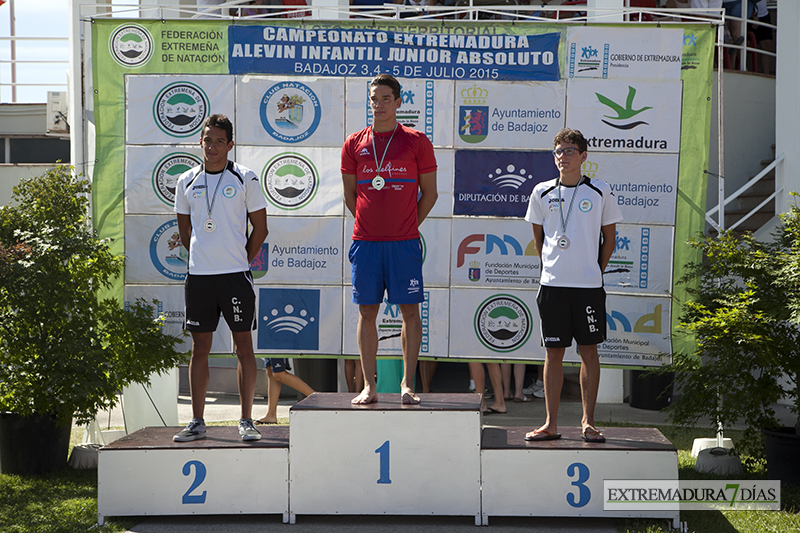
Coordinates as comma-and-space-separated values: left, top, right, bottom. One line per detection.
202, 114, 233, 143
553, 128, 588, 153
369, 74, 401, 101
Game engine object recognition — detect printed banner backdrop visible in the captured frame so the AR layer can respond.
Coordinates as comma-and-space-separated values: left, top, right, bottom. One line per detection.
255, 286, 342, 354
566, 26, 684, 80
125, 215, 188, 283
235, 76, 345, 146
604, 225, 674, 296
228, 26, 562, 81
454, 80, 567, 150
596, 295, 673, 366
93, 18, 716, 367
582, 152, 679, 226
342, 289, 449, 357
126, 75, 236, 144
236, 146, 343, 216
251, 216, 344, 286
453, 150, 556, 217
450, 218, 539, 290
565, 78, 683, 154
124, 285, 233, 355
448, 288, 541, 360
345, 78, 456, 148
125, 145, 204, 214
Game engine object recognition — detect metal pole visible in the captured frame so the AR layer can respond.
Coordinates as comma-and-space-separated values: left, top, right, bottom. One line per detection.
9, 0, 16, 102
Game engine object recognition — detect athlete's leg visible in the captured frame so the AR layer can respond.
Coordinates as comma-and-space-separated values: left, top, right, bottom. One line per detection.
352, 303, 380, 404
188, 331, 213, 420
399, 303, 422, 404
577, 343, 601, 432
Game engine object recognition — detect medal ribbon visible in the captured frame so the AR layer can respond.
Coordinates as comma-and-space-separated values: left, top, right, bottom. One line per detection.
557, 176, 584, 237
370, 123, 399, 181
203, 167, 225, 219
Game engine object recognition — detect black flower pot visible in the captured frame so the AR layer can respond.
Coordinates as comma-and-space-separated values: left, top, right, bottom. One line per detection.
763, 427, 800, 486
0, 412, 71, 475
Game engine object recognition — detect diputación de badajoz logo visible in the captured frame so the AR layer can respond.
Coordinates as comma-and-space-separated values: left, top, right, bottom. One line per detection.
153, 82, 209, 138
152, 152, 202, 206
474, 294, 532, 353
109, 24, 153, 68
261, 152, 318, 210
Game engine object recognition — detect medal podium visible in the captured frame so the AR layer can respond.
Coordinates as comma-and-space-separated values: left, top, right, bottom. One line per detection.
97, 393, 678, 526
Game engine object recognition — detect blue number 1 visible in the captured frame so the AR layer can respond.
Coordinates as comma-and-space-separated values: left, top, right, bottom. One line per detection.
182, 460, 208, 504
375, 440, 391, 484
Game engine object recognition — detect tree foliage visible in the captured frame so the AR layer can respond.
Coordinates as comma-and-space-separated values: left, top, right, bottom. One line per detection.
0, 166, 186, 425
667, 201, 800, 459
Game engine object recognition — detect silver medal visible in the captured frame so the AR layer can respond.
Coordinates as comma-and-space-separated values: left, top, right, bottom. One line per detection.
372, 175, 385, 190
557, 236, 570, 249
203, 218, 216, 233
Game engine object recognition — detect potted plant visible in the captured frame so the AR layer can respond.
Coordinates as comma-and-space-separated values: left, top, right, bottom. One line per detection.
666, 200, 800, 483
0, 166, 186, 475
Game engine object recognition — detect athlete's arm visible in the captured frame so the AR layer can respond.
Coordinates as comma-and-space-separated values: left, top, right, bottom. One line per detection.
599, 223, 616, 273
342, 173, 357, 218
531, 223, 544, 260
417, 170, 438, 227
246, 208, 268, 264
177, 213, 192, 254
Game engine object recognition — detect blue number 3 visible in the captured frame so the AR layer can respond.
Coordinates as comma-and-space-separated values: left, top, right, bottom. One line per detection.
566, 462, 590, 508
182, 460, 208, 504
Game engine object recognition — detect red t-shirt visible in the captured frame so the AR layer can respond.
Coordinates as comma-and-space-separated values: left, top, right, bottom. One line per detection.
341, 124, 437, 241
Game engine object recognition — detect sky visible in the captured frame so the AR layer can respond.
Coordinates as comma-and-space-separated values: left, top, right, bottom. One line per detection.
0, 0, 148, 103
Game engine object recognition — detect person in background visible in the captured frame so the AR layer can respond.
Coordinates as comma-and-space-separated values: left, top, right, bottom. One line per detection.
256, 358, 315, 425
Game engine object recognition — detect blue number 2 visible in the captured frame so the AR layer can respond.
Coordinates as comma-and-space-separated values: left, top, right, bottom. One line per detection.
375, 440, 391, 484
182, 460, 208, 504
566, 462, 590, 508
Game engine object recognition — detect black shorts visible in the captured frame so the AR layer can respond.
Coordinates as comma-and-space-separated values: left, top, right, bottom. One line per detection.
536, 285, 607, 348
184, 271, 257, 333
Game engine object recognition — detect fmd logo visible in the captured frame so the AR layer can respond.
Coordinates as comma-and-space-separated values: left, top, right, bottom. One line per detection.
260, 81, 321, 143
458, 84, 489, 143
257, 288, 320, 351
153, 82, 208, 137
261, 153, 318, 210
595, 86, 652, 130
109, 24, 153, 68
474, 294, 532, 353
607, 304, 663, 334
152, 152, 201, 206
457, 234, 536, 268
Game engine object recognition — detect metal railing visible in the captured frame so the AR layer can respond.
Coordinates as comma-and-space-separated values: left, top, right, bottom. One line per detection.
706, 153, 785, 233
